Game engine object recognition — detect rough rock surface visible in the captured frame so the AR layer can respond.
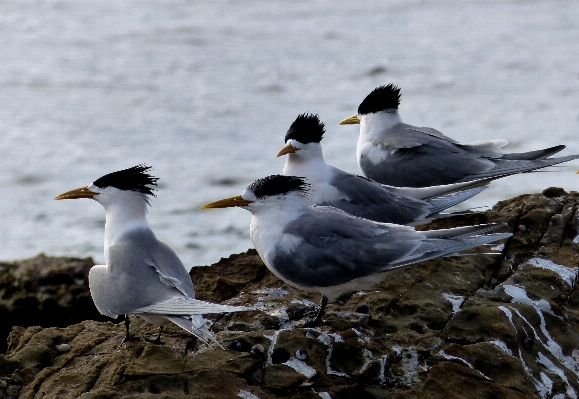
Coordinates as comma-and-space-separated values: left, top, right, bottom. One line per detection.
1, 188, 579, 399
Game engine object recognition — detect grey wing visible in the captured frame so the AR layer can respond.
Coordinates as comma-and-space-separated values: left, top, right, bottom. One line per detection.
361, 125, 495, 187
103, 236, 187, 315
145, 232, 196, 298
457, 154, 579, 181
272, 208, 423, 288
319, 171, 432, 224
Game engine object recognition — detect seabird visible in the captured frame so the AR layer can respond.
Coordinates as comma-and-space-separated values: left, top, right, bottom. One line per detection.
340, 84, 579, 187
55, 165, 252, 347
278, 113, 492, 224
201, 175, 511, 326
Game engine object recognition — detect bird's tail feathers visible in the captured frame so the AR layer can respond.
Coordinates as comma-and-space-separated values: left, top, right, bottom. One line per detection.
465, 154, 579, 180
166, 315, 224, 349
425, 186, 488, 215
389, 231, 512, 270
383, 177, 495, 200
502, 145, 566, 160
421, 222, 507, 239
135, 298, 254, 315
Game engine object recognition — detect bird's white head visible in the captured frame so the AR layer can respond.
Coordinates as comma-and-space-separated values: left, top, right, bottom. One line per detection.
201, 175, 310, 213
276, 113, 325, 158
55, 164, 159, 210
339, 83, 401, 125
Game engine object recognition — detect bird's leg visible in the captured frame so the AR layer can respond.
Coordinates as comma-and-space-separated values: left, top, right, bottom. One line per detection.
302, 295, 328, 328
146, 326, 164, 345
118, 315, 133, 348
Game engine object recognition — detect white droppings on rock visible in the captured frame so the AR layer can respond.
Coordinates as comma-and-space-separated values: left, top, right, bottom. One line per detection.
536, 352, 577, 399
316, 392, 332, 399
392, 346, 424, 385
378, 354, 389, 383
291, 298, 318, 308
359, 348, 373, 374
503, 284, 552, 313
439, 350, 491, 380
511, 306, 579, 383
489, 340, 512, 356
498, 305, 516, 330
442, 293, 465, 313
237, 390, 261, 399
265, 330, 281, 365
284, 358, 317, 379
537, 372, 554, 399
526, 258, 579, 288
255, 288, 288, 301
318, 333, 349, 377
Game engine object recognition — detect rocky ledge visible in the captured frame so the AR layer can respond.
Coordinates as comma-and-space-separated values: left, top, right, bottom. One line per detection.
1, 188, 579, 399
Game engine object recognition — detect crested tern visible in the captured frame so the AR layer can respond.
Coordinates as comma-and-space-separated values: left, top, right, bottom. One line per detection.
278, 113, 492, 225
340, 84, 579, 187
55, 165, 252, 347
201, 175, 512, 326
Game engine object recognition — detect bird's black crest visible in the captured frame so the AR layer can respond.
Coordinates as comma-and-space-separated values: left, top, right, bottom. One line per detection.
358, 83, 401, 115
93, 165, 158, 196
248, 175, 309, 199
284, 113, 325, 144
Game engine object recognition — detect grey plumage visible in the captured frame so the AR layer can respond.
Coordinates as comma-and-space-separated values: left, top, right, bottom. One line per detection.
201, 175, 512, 306
280, 113, 490, 225
270, 206, 510, 290
342, 84, 579, 187
56, 166, 253, 347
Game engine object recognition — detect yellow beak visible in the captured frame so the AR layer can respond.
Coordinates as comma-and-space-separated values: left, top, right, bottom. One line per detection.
276, 142, 299, 158
200, 195, 253, 209
55, 186, 98, 200
339, 114, 361, 125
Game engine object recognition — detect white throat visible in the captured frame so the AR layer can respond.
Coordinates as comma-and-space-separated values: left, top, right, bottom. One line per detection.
282, 143, 328, 179
248, 194, 307, 259
97, 194, 151, 260
357, 110, 401, 162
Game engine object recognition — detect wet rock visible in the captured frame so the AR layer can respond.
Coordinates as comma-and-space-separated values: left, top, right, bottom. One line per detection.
1, 189, 579, 398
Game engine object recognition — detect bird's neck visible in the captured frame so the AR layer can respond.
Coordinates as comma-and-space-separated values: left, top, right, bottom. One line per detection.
360, 110, 401, 141
103, 198, 151, 253
249, 196, 307, 259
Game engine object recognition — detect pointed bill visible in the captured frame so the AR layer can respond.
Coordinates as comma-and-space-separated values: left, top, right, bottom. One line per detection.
200, 195, 252, 209
55, 186, 98, 200
339, 114, 361, 125
276, 142, 299, 157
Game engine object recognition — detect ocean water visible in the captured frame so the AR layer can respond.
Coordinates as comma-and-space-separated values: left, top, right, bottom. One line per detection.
1, 0, 578, 268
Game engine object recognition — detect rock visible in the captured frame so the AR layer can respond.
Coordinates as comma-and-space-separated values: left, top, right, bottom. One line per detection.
0, 254, 108, 353
1, 189, 579, 398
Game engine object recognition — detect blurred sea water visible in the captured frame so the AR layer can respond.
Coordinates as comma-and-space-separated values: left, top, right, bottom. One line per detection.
1, 0, 578, 268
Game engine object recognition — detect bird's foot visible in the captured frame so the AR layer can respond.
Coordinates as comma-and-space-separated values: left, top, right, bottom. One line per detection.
300, 318, 323, 328
145, 336, 163, 345
117, 334, 137, 350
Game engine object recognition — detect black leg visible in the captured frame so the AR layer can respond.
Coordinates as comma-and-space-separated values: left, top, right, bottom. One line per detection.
302, 295, 328, 328
118, 315, 133, 347
146, 326, 164, 345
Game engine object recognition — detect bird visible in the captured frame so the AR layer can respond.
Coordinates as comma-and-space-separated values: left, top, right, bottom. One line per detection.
339, 83, 579, 187
201, 174, 512, 326
55, 165, 253, 347
277, 112, 494, 225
